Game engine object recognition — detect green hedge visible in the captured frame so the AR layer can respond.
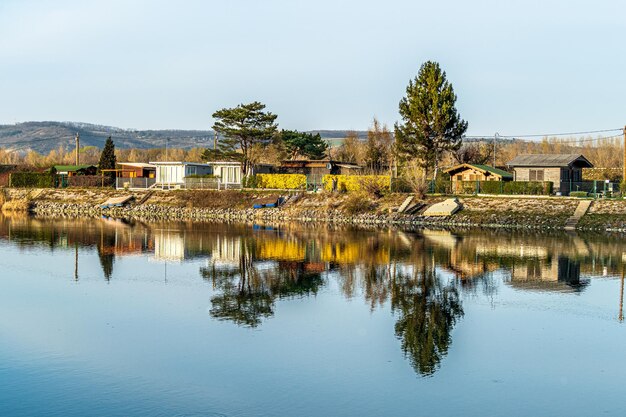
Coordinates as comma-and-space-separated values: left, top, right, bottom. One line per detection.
569, 191, 589, 198
448, 180, 553, 195
9, 172, 56, 188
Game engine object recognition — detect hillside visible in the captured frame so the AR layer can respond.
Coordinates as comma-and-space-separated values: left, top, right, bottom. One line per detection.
0, 121, 214, 153
0, 121, 366, 154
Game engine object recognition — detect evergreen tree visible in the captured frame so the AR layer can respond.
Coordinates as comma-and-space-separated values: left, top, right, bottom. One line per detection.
395, 61, 468, 177
209, 101, 278, 174
98, 136, 117, 181
281, 130, 328, 160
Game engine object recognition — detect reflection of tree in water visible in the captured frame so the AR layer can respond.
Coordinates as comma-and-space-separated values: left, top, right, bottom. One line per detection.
200, 238, 324, 327
97, 233, 116, 281
391, 266, 464, 376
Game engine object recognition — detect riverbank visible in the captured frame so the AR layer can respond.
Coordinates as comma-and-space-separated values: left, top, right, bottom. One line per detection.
2, 188, 626, 232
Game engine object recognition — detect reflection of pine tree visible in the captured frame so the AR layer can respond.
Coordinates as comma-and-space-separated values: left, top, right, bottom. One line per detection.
97, 233, 116, 281
391, 266, 464, 376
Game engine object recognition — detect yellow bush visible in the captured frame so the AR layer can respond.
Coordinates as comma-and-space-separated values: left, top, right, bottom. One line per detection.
258, 239, 306, 261
322, 175, 391, 192
256, 174, 307, 190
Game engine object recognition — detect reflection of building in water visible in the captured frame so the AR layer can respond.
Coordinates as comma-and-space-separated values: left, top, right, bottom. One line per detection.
154, 230, 186, 261
508, 256, 588, 292
210, 235, 241, 266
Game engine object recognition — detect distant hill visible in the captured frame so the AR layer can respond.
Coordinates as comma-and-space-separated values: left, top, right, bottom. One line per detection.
0, 121, 367, 153
0, 121, 215, 154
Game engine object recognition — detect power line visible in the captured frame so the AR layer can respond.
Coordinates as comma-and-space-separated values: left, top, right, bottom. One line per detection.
466, 127, 623, 139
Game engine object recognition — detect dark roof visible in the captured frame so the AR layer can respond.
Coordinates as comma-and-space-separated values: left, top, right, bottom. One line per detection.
444, 163, 513, 179
507, 154, 593, 168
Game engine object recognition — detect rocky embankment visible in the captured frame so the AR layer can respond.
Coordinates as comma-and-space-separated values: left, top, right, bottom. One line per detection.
3, 187, 626, 231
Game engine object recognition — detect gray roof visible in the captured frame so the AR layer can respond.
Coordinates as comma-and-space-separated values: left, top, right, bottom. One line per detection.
507, 154, 593, 168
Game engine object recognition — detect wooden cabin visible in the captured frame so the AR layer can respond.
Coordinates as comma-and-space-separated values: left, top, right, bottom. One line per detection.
117, 163, 156, 178
444, 163, 513, 185
506, 154, 593, 195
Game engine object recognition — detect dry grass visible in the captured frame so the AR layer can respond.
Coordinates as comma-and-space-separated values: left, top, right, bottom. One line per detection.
342, 192, 377, 215
1, 199, 32, 213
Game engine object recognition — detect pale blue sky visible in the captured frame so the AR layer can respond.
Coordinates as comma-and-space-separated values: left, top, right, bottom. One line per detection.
0, 0, 624, 135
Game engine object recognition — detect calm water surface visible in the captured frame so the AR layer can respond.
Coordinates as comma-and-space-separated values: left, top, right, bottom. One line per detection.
1, 214, 626, 416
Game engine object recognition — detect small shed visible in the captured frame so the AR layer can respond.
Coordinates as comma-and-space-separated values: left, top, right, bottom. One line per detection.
117, 163, 156, 178
444, 164, 513, 183
507, 154, 594, 194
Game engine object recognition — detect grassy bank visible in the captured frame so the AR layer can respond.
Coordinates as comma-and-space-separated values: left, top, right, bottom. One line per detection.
3, 187, 626, 232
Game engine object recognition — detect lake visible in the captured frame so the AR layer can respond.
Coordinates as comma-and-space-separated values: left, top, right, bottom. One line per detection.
1, 214, 625, 416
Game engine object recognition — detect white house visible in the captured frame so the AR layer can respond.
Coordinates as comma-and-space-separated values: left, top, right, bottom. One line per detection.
150, 162, 213, 188
206, 161, 242, 187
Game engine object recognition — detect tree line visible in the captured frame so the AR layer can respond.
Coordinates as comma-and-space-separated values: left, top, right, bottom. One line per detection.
1, 60, 621, 182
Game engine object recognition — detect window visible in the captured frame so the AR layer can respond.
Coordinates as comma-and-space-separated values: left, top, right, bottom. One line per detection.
456, 175, 462, 181
529, 169, 544, 181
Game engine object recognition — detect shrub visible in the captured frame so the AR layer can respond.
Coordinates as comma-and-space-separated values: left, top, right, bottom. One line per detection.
256, 174, 306, 189
67, 175, 114, 188
322, 175, 391, 193
570, 191, 589, 198
342, 192, 376, 215
9, 172, 55, 188
399, 161, 428, 197
359, 176, 386, 198
502, 181, 552, 195
242, 175, 258, 188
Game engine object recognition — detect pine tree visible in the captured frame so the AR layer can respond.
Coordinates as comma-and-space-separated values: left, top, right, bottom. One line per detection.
395, 61, 468, 177
281, 130, 328, 160
98, 136, 117, 181
209, 101, 278, 175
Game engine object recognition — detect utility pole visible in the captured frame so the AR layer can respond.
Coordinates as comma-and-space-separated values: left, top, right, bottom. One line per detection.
213, 131, 218, 150
623, 125, 626, 184
493, 132, 499, 168
74, 133, 80, 166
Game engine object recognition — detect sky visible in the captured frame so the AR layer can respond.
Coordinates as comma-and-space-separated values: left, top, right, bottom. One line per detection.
0, 0, 625, 135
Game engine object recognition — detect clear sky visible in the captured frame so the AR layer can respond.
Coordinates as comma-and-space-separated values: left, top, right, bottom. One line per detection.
1, 0, 624, 135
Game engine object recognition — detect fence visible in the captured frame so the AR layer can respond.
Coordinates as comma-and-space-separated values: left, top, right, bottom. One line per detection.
439, 180, 623, 197
65, 175, 114, 188
184, 178, 241, 190
184, 177, 220, 190
435, 180, 553, 196
116, 177, 157, 190
562, 181, 620, 197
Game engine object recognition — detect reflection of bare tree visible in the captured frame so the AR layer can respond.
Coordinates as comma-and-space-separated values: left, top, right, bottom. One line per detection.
391, 266, 464, 376
200, 238, 324, 327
